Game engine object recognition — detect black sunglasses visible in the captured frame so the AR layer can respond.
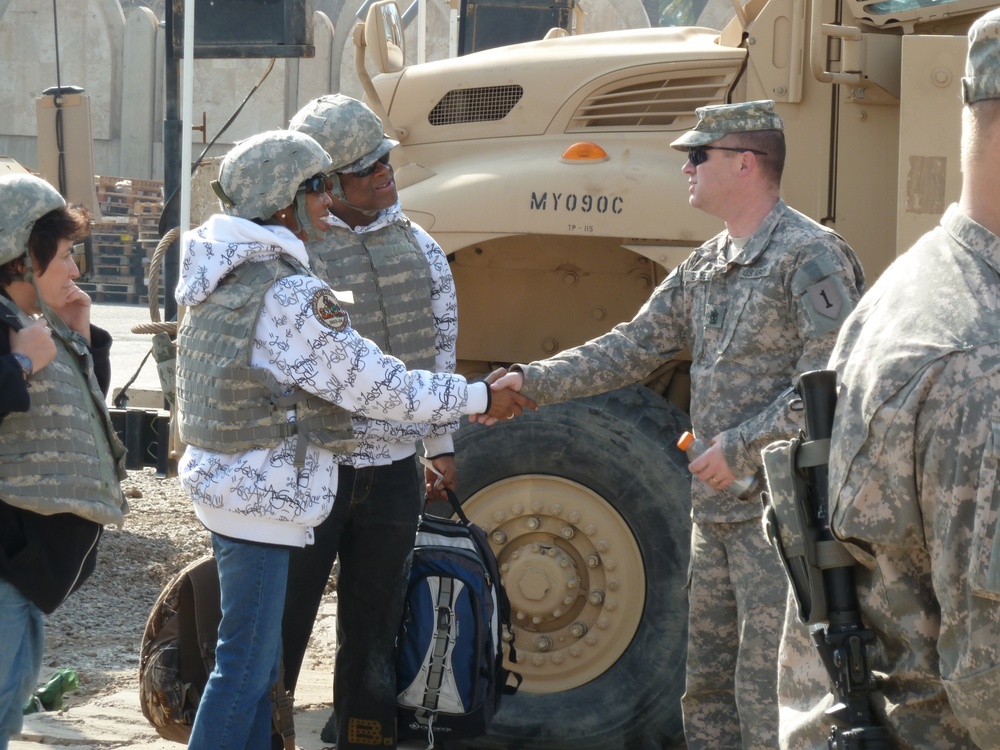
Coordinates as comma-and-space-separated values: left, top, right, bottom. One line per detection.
687, 145, 768, 167
341, 152, 391, 178
299, 173, 333, 194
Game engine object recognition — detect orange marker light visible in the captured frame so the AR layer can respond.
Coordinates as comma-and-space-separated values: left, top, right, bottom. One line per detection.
560, 142, 610, 163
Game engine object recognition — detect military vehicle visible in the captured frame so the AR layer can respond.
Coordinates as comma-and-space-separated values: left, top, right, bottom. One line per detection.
345, 0, 998, 747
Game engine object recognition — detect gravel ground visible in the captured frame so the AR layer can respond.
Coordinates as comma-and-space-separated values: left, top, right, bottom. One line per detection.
35, 467, 338, 707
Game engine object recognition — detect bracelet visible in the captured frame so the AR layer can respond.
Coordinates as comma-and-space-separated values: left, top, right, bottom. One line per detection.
483, 381, 492, 414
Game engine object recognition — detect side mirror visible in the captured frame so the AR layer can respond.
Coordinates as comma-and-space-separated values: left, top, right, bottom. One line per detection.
365, 0, 405, 75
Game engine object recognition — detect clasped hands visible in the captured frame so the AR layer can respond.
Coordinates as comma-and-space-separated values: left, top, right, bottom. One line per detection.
474, 369, 532, 426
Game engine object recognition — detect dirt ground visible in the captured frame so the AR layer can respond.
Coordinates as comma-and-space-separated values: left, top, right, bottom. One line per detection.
35, 467, 338, 708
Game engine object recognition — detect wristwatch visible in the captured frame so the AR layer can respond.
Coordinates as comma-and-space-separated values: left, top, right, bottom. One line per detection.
12, 352, 32, 380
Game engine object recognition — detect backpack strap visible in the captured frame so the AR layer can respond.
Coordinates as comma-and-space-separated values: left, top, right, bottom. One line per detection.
185, 556, 222, 676
270, 661, 296, 750
416, 575, 455, 724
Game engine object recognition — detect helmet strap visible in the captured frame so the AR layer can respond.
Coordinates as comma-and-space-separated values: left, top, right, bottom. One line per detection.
328, 175, 378, 219
294, 195, 327, 244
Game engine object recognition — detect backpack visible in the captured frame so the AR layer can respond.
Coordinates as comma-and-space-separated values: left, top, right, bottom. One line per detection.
396, 490, 521, 747
138, 554, 295, 749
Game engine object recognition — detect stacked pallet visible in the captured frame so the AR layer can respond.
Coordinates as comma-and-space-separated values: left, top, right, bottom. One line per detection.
79, 176, 166, 306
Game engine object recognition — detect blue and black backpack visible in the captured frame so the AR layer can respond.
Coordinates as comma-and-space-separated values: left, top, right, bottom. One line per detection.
397, 490, 521, 746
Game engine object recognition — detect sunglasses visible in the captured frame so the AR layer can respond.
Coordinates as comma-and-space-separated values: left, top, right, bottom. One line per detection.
299, 173, 333, 194
687, 145, 768, 167
341, 152, 391, 178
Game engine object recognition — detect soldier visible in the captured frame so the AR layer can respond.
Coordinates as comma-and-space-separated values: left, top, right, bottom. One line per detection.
279, 94, 462, 747
174, 130, 531, 750
487, 100, 865, 748
0, 174, 128, 750
777, 9, 1000, 748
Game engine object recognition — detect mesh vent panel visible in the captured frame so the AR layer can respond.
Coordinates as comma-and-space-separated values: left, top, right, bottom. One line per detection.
429, 85, 524, 126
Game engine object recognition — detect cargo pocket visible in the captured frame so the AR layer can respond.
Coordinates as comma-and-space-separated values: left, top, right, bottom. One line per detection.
970, 421, 1000, 601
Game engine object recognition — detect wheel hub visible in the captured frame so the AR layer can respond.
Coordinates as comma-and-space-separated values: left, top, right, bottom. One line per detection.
464, 475, 645, 694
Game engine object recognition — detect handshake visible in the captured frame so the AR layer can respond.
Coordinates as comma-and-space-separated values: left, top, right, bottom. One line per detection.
476, 369, 532, 425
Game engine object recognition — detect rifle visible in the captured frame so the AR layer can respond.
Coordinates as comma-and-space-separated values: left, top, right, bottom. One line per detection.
795, 370, 889, 750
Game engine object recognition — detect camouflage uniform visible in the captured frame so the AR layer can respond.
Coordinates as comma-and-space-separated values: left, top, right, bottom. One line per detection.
516, 100, 865, 749
778, 11, 1000, 749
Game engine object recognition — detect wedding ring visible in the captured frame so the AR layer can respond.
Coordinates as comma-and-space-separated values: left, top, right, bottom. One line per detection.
507, 413, 515, 420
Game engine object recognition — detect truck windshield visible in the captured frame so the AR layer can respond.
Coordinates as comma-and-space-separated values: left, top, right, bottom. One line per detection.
862, 0, 968, 15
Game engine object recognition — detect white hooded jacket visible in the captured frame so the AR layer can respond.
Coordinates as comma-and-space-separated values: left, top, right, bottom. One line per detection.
175, 215, 488, 547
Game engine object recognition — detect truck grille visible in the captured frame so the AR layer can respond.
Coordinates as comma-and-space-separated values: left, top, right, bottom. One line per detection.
569, 69, 736, 131
428, 84, 524, 125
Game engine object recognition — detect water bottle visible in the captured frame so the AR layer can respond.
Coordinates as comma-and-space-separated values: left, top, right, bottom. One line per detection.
677, 431, 756, 496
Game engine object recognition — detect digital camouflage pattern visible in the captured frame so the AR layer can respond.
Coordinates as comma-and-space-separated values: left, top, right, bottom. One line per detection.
670, 99, 784, 149
517, 199, 864, 748
0, 174, 65, 266
684, 517, 787, 747
306, 221, 437, 372
0, 298, 127, 527
214, 130, 332, 221
289, 94, 398, 173
778, 207, 1000, 748
962, 7, 1000, 105
518, 200, 864, 523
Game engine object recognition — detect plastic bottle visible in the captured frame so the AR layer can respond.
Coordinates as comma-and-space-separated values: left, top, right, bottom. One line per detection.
677, 431, 756, 496
23, 668, 79, 714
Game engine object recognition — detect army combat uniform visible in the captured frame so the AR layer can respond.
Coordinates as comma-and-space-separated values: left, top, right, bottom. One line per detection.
777, 10, 1000, 749
778, 208, 1000, 750
516, 198, 864, 748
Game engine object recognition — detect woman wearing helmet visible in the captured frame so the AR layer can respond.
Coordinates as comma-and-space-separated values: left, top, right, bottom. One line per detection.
0, 174, 128, 750
175, 130, 533, 750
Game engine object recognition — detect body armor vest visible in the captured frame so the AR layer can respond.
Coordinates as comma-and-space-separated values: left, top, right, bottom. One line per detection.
308, 219, 437, 371
176, 257, 356, 463
0, 299, 127, 526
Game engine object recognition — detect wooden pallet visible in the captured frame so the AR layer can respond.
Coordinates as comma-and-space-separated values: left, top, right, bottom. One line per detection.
87, 175, 166, 304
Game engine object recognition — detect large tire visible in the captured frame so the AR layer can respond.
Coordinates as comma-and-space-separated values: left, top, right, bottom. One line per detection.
446, 384, 693, 749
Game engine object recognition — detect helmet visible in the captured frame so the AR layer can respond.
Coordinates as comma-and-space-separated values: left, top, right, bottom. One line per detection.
214, 130, 333, 221
289, 94, 398, 174
0, 174, 66, 266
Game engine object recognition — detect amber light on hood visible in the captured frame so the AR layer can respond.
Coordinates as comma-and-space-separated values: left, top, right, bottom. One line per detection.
560, 142, 610, 163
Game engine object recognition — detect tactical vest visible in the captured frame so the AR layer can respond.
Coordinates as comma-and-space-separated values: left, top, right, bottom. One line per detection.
0, 299, 127, 527
308, 219, 437, 370
176, 257, 356, 464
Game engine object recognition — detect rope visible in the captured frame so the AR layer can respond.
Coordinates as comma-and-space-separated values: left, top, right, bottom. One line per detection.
131, 227, 180, 336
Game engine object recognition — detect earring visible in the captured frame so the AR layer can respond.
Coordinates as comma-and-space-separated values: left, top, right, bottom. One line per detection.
279, 212, 286, 219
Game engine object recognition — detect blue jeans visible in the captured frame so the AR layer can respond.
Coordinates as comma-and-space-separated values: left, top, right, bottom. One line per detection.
0, 579, 44, 750
187, 534, 288, 750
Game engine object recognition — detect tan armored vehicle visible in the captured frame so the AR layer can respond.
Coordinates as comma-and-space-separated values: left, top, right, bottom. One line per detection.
345, 0, 998, 747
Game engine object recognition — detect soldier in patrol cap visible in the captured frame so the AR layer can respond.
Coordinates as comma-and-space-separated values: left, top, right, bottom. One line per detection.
280, 95, 465, 747
777, 9, 1000, 748
175, 129, 531, 750
0, 174, 127, 750
486, 99, 865, 748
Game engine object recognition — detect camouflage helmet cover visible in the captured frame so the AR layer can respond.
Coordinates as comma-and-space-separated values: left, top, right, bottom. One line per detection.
289, 94, 399, 174
670, 100, 784, 149
963, 7, 1000, 105
0, 174, 66, 266
215, 130, 333, 221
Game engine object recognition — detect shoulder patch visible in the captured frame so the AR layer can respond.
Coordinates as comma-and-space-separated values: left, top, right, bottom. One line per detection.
311, 288, 349, 331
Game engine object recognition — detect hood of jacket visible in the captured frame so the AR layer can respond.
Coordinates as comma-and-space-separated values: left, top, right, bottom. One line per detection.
175, 214, 311, 307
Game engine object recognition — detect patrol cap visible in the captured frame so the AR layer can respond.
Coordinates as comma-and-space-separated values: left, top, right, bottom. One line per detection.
0, 174, 66, 266
289, 94, 398, 174
214, 130, 332, 221
670, 100, 784, 149
962, 8, 1000, 105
